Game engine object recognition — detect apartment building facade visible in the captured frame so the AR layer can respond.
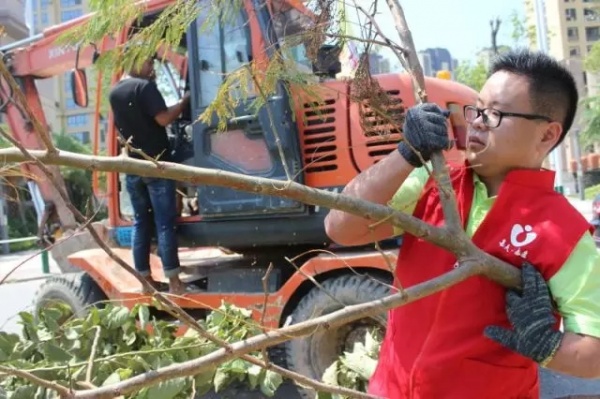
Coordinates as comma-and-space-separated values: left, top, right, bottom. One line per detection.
0, 0, 29, 127
29, 0, 95, 144
525, 0, 600, 193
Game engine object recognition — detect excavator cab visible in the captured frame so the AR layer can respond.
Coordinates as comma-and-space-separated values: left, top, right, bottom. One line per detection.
184, 4, 305, 218
104, 0, 332, 251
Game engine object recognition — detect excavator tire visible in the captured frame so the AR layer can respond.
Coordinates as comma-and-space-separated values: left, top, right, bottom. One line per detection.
284, 274, 391, 398
33, 273, 107, 320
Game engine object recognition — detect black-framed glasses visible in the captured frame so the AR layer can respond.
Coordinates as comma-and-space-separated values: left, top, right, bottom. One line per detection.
463, 105, 553, 128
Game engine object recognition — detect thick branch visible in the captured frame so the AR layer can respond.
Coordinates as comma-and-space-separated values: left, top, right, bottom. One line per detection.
0, 147, 520, 287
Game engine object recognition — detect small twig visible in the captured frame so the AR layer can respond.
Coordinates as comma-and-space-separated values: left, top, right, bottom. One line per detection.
323, 32, 407, 55
373, 238, 397, 278
117, 136, 163, 166
285, 256, 347, 307
355, 4, 408, 67
0, 365, 70, 397
85, 326, 102, 383
260, 262, 274, 366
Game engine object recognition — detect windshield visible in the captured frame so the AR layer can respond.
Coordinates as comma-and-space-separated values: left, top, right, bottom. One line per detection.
154, 60, 185, 106
271, 7, 314, 73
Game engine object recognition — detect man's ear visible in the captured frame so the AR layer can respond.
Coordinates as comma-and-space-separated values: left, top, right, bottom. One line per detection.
541, 122, 563, 150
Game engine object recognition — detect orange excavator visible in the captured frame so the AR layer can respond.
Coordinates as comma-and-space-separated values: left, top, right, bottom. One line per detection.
0, 0, 477, 396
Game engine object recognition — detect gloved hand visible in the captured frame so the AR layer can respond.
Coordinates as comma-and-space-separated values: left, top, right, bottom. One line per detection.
397, 103, 451, 167
484, 263, 563, 367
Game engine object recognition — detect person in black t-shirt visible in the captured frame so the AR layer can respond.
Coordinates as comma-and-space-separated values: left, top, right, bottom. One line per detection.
109, 56, 191, 294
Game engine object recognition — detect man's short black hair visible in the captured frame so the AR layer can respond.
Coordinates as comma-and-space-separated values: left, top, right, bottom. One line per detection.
489, 49, 578, 146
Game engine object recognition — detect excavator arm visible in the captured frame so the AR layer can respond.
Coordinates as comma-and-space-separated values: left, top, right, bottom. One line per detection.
0, 0, 188, 239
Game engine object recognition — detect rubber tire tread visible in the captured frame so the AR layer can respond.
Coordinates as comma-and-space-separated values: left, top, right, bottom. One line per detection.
33, 272, 107, 318
284, 274, 391, 398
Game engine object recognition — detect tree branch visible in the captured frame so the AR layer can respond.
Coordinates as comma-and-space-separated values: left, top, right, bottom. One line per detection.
0, 147, 521, 288
383, 0, 464, 232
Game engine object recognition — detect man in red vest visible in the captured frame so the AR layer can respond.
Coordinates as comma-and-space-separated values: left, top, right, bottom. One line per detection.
325, 49, 600, 398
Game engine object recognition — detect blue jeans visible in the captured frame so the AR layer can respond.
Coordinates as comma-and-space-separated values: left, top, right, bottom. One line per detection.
125, 175, 181, 278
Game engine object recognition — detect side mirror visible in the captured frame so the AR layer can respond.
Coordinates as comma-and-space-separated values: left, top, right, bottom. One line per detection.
70, 69, 89, 108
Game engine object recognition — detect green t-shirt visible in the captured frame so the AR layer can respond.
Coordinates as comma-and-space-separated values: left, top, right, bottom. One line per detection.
389, 165, 600, 338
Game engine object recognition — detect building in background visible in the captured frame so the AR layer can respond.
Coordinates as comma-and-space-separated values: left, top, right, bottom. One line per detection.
524, 0, 600, 194
367, 53, 391, 75
29, 0, 94, 144
0, 0, 29, 126
476, 45, 512, 69
417, 47, 457, 77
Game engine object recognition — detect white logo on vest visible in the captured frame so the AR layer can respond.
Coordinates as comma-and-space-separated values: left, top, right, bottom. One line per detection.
498, 224, 538, 260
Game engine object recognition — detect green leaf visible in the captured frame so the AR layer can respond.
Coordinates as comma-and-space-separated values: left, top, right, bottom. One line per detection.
102, 368, 133, 387
340, 349, 378, 381
11, 385, 36, 399
64, 327, 80, 340
42, 342, 73, 363
36, 328, 53, 342
259, 369, 283, 397
321, 361, 339, 386
147, 377, 188, 399
42, 307, 63, 332
102, 370, 122, 386
0, 333, 20, 356
194, 367, 216, 396
139, 305, 150, 330
33, 386, 46, 399
213, 368, 232, 392
18, 312, 38, 342
247, 364, 263, 390
106, 307, 131, 329
228, 359, 249, 375
124, 331, 137, 346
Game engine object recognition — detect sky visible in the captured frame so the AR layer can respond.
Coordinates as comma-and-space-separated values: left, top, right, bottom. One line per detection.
352, 0, 527, 65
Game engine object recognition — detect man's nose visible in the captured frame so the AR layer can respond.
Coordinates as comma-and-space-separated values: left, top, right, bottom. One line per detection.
470, 114, 488, 131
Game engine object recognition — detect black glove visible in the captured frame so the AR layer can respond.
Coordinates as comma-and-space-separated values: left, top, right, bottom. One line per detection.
484, 263, 563, 366
398, 103, 451, 167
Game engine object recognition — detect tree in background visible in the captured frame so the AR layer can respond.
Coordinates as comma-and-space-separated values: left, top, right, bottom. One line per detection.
581, 41, 600, 146
453, 9, 536, 92
0, 130, 105, 247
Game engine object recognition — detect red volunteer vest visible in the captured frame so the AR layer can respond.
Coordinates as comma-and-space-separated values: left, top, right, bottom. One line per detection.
368, 164, 593, 399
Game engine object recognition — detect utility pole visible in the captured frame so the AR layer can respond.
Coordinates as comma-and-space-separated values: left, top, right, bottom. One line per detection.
573, 130, 585, 200
534, 0, 564, 193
